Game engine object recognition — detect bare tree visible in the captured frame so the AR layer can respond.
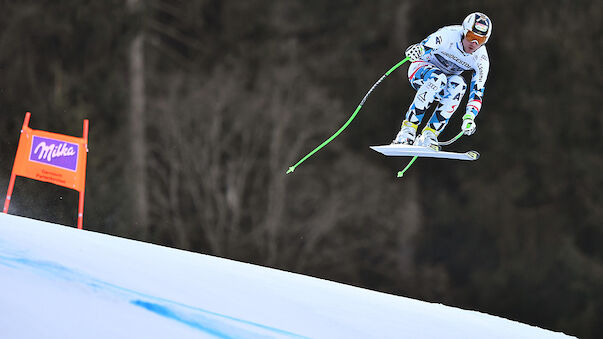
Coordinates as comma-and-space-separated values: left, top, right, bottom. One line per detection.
145, 57, 422, 286
142, 0, 423, 291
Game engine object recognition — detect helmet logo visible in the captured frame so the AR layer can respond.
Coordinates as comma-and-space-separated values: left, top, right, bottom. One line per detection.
474, 22, 489, 35
472, 14, 490, 35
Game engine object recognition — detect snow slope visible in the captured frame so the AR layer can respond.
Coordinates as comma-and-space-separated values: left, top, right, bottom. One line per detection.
0, 214, 576, 339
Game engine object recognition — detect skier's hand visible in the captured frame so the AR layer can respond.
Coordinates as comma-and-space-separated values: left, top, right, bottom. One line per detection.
405, 44, 425, 62
461, 114, 477, 135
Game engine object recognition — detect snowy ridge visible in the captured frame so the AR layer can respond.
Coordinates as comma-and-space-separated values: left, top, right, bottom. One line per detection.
0, 214, 575, 339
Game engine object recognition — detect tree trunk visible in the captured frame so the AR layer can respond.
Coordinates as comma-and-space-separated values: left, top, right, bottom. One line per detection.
127, 0, 148, 237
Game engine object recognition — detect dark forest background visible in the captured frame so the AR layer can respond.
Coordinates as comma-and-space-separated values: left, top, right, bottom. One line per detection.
1, 1, 601, 338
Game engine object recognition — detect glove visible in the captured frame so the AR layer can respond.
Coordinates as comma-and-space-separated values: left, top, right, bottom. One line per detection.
405, 44, 425, 62
461, 114, 477, 135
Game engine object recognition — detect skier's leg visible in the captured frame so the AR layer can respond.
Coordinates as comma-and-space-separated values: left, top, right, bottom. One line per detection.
425, 75, 467, 136
416, 75, 466, 149
393, 62, 447, 144
405, 63, 448, 125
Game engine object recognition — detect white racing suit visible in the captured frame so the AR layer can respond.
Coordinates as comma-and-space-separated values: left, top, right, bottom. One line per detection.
405, 25, 490, 135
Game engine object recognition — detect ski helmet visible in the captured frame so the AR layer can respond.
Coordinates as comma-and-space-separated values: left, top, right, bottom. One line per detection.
462, 12, 492, 45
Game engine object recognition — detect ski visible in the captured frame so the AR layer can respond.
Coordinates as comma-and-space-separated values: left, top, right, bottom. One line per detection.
370, 144, 480, 161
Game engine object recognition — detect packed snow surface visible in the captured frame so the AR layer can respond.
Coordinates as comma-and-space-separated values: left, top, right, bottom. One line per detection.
0, 214, 575, 338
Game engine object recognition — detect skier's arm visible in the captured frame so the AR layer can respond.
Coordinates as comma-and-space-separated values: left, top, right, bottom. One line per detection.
462, 55, 489, 135
465, 56, 489, 119
462, 73, 485, 135
466, 75, 485, 118
405, 29, 442, 61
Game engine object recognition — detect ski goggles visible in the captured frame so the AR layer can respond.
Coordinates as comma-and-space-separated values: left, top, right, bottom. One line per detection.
465, 30, 487, 45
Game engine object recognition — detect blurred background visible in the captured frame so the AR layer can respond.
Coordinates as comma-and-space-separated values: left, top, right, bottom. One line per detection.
1, 1, 601, 338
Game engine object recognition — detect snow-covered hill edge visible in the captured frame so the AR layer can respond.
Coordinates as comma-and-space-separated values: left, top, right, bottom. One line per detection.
0, 213, 576, 339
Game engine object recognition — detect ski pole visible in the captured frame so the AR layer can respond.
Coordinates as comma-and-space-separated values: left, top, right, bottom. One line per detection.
286, 57, 410, 174
397, 156, 418, 178
438, 131, 464, 146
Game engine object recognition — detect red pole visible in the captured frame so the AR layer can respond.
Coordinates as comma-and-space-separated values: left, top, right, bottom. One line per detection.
3, 112, 31, 214
3, 174, 16, 214
77, 119, 89, 229
22, 112, 31, 130
77, 190, 85, 229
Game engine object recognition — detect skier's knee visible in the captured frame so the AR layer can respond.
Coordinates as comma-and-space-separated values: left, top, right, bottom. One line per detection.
426, 72, 447, 93
447, 75, 467, 97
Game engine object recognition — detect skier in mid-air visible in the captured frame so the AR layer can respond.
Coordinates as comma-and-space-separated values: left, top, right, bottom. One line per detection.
393, 12, 492, 149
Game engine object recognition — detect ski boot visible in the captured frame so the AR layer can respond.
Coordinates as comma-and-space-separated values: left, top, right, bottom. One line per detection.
415, 127, 440, 151
392, 120, 418, 145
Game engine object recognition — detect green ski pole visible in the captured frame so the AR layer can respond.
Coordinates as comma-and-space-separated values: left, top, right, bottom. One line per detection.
286, 57, 410, 174
397, 156, 418, 178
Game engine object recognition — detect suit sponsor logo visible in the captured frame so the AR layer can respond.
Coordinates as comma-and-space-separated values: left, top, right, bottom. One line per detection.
440, 51, 471, 69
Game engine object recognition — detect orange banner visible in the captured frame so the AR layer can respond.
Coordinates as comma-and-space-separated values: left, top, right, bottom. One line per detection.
4, 112, 89, 229
13, 126, 88, 192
